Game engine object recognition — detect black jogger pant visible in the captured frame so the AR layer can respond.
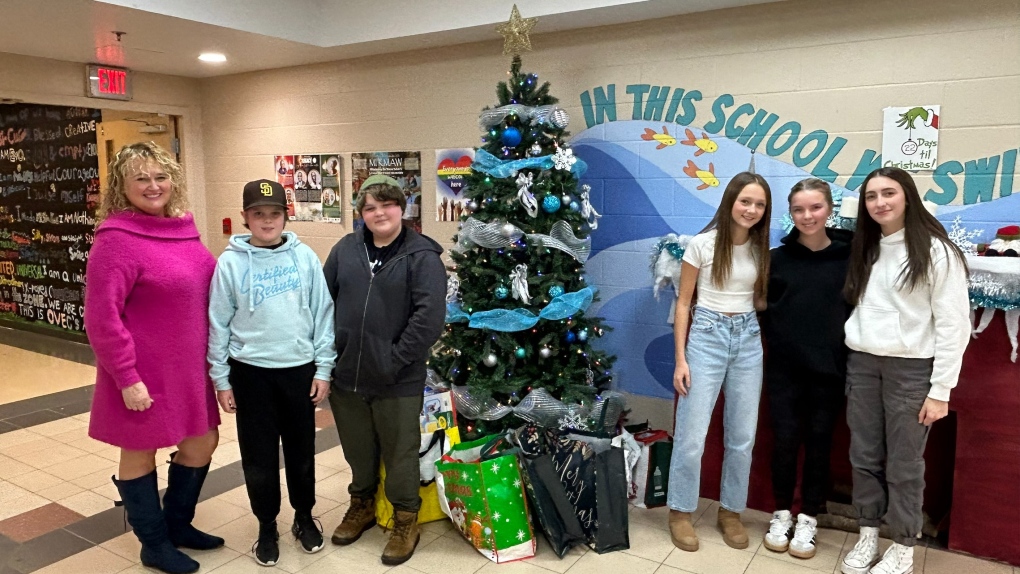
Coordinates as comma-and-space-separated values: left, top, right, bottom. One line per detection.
230, 359, 317, 524
328, 389, 424, 513
766, 359, 845, 517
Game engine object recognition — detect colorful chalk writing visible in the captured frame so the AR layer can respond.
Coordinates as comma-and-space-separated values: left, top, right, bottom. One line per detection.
0, 103, 100, 338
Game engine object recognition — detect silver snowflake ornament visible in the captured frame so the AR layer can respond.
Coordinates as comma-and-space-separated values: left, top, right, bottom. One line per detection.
552, 148, 577, 171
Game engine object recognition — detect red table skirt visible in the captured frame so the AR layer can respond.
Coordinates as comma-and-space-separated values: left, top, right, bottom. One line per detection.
684, 312, 1020, 565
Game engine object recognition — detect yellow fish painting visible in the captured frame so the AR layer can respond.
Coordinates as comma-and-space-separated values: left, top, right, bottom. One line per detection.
681, 128, 718, 156
682, 160, 719, 190
640, 126, 677, 150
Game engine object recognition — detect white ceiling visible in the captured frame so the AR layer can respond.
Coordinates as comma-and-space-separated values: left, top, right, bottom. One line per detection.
0, 0, 785, 78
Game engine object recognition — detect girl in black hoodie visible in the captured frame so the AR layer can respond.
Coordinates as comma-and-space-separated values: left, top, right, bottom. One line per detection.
760, 178, 853, 560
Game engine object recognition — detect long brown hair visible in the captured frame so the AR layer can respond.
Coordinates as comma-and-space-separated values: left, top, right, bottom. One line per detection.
96, 142, 189, 224
843, 167, 967, 304
700, 172, 772, 300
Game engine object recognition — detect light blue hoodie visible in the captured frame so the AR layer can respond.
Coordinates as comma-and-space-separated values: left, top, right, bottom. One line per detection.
207, 231, 336, 391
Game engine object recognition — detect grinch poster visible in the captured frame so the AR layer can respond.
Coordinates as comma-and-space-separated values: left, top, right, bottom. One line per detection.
436, 148, 474, 222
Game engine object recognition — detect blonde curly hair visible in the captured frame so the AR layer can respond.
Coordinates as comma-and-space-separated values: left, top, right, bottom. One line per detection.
96, 142, 190, 224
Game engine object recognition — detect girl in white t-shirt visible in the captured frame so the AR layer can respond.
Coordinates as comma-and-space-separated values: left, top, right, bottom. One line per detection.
839, 167, 969, 574
667, 171, 772, 553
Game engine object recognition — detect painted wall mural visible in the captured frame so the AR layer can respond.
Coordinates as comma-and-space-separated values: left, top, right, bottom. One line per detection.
571, 107, 1019, 399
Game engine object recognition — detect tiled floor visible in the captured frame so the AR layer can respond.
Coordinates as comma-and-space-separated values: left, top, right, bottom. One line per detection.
1, 340, 1018, 573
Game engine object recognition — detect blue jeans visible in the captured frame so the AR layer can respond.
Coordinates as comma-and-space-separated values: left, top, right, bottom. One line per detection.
668, 306, 764, 513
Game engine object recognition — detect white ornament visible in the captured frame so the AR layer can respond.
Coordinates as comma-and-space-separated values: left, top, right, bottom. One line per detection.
510, 264, 531, 305
947, 215, 983, 255
483, 353, 498, 367
515, 172, 538, 217
552, 148, 577, 171
446, 274, 461, 304
539, 347, 552, 358
501, 222, 518, 238
579, 184, 602, 230
551, 108, 570, 128
529, 142, 542, 156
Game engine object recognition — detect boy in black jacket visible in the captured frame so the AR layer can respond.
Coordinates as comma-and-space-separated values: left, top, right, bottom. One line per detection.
322, 175, 447, 566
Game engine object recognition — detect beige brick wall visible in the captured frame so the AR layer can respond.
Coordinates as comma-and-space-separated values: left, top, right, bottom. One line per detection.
199, 0, 1020, 261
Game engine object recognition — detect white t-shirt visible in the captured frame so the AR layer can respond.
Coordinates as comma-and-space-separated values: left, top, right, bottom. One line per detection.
682, 229, 757, 313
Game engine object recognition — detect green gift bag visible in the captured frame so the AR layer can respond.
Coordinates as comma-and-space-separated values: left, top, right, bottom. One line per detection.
435, 435, 536, 563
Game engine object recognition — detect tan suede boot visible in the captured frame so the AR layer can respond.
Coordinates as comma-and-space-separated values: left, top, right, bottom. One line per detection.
330, 496, 376, 545
382, 510, 420, 565
718, 507, 749, 549
669, 510, 699, 552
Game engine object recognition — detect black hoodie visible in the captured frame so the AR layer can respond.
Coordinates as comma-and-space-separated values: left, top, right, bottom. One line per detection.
760, 227, 853, 379
323, 226, 447, 398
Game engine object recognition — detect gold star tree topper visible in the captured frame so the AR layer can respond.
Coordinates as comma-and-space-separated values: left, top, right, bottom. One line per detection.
496, 5, 538, 56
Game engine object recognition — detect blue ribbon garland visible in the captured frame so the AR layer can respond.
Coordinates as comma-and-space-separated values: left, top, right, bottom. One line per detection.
446, 286, 595, 332
473, 149, 588, 179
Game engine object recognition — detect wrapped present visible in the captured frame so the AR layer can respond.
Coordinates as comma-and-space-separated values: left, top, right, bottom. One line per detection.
436, 435, 535, 563
421, 390, 457, 433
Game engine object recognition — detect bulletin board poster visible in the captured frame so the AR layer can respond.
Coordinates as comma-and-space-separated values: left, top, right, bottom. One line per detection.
351, 151, 421, 233
274, 154, 343, 222
435, 148, 474, 222
881, 105, 940, 171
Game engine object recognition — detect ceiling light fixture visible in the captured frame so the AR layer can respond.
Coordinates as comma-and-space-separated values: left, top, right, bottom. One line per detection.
198, 53, 227, 63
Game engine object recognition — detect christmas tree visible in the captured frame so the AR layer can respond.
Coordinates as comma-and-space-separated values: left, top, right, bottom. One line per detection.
430, 54, 615, 440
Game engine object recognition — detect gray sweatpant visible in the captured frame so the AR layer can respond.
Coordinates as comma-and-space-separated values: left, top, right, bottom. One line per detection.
846, 351, 934, 547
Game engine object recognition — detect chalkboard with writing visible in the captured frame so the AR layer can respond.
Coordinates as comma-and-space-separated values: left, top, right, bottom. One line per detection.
0, 103, 101, 340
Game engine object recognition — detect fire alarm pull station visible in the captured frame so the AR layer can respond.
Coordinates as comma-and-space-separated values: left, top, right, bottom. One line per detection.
222, 218, 232, 234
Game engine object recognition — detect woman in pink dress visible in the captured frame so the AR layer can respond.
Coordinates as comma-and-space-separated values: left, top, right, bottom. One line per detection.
85, 142, 221, 574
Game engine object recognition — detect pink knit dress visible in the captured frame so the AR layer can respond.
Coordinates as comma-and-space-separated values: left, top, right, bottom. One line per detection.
85, 211, 220, 450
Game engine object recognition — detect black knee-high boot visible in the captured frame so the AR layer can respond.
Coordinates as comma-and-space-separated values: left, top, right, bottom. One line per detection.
113, 471, 199, 574
163, 459, 226, 550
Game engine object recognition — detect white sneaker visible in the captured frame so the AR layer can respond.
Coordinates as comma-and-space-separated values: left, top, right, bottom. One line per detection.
840, 526, 880, 574
789, 513, 818, 559
763, 510, 793, 552
870, 543, 914, 574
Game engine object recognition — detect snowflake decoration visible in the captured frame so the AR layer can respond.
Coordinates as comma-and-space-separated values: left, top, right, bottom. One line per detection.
461, 471, 468, 481
493, 511, 502, 521
552, 147, 577, 171
513, 478, 521, 488
489, 461, 501, 474
558, 413, 589, 431
516, 529, 527, 541
947, 216, 983, 255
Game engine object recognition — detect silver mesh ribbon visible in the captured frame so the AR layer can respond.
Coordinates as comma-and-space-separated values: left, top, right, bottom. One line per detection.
528, 221, 591, 263
454, 218, 523, 252
450, 384, 514, 421
454, 218, 591, 263
479, 104, 569, 129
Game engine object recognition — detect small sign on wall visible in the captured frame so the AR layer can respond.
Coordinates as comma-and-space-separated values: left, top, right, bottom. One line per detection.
882, 105, 940, 171
85, 65, 132, 101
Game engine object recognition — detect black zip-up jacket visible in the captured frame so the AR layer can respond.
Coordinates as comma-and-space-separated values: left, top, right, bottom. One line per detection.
323, 227, 447, 398
760, 227, 853, 379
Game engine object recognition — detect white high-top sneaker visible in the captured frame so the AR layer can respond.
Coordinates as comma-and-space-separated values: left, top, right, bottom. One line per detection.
840, 526, 880, 574
789, 513, 818, 559
763, 510, 794, 552
870, 542, 914, 574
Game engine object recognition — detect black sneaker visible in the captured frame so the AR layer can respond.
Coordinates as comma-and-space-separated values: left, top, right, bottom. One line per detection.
252, 521, 280, 567
292, 512, 324, 554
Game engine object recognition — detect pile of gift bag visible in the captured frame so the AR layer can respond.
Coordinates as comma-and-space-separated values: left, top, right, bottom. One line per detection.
373, 373, 675, 564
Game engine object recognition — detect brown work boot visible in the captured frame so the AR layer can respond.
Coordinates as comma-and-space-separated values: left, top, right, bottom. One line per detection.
718, 507, 749, 549
669, 510, 699, 552
330, 496, 376, 545
381, 510, 420, 565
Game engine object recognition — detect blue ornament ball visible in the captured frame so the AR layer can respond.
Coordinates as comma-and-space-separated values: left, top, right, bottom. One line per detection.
578, 329, 589, 342
565, 331, 577, 343
501, 127, 522, 147
569, 201, 580, 212
542, 195, 561, 213
514, 347, 526, 359
494, 285, 509, 300
548, 285, 565, 298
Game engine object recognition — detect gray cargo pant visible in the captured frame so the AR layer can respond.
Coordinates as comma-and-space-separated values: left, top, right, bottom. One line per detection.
846, 351, 935, 547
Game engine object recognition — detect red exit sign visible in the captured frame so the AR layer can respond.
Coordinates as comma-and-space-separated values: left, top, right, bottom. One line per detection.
86, 65, 132, 101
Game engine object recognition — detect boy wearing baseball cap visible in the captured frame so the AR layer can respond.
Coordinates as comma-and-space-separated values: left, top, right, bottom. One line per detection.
207, 179, 336, 566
